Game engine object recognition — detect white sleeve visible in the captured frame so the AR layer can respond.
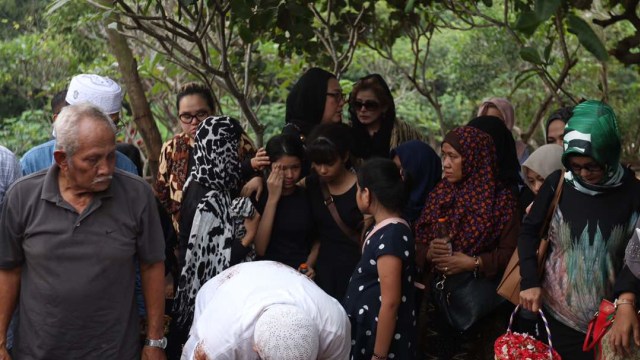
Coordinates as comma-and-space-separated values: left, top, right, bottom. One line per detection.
180, 334, 198, 360
182, 277, 224, 360
318, 305, 352, 360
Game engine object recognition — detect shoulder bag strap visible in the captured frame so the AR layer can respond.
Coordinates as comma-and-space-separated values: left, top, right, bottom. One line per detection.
320, 181, 360, 243
539, 170, 565, 238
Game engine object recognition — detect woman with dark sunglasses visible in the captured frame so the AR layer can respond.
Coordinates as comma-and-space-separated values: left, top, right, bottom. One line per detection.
348, 74, 424, 168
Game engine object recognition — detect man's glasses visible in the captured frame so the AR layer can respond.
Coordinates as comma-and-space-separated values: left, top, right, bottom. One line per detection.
351, 100, 380, 111
326, 92, 346, 102
179, 111, 209, 124
568, 162, 604, 174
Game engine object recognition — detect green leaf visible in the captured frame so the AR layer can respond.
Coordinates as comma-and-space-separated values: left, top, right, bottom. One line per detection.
142, 0, 153, 14
404, 0, 416, 12
46, 0, 72, 16
519, 46, 545, 65
514, 10, 542, 36
567, 13, 609, 61
535, 0, 561, 22
101, 9, 115, 22
543, 39, 554, 63
238, 25, 254, 43
513, 70, 539, 92
482, 0, 494, 7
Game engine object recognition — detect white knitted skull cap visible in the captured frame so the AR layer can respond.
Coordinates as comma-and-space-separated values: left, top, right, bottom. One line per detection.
65, 74, 123, 115
253, 304, 320, 360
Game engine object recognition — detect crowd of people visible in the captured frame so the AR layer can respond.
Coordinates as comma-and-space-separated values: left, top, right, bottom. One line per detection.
0, 67, 639, 360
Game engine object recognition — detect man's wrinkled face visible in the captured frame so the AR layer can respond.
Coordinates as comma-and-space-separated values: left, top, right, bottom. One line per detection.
60, 119, 116, 193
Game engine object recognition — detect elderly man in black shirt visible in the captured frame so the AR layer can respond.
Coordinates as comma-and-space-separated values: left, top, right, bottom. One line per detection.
0, 103, 166, 359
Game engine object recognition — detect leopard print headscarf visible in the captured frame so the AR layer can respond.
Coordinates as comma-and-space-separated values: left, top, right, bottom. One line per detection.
174, 116, 244, 328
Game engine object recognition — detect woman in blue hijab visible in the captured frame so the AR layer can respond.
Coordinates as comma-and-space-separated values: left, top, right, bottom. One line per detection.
390, 140, 442, 224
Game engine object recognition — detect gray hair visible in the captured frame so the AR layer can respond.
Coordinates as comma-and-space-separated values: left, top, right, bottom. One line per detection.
54, 102, 117, 157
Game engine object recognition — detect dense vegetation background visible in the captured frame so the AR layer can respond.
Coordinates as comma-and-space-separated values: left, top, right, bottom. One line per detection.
1, 0, 638, 178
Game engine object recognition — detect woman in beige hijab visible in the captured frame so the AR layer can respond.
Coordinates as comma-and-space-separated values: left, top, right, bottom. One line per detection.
521, 144, 564, 195
521, 144, 563, 213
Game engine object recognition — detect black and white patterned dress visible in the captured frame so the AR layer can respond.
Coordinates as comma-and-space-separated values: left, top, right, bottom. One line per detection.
343, 219, 416, 360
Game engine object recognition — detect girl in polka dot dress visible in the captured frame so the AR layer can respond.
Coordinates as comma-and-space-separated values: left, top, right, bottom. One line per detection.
343, 158, 416, 360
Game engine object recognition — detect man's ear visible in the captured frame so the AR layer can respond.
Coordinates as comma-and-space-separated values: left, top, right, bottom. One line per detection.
53, 150, 68, 169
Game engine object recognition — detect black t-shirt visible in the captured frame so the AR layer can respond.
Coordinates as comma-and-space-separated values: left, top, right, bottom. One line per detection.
305, 172, 363, 300
305, 173, 363, 255
255, 186, 314, 268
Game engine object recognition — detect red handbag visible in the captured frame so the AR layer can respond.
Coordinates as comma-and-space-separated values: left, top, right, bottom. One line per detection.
583, 299, 640, 359
495, 305, 562, 359
583, 299, 617, 353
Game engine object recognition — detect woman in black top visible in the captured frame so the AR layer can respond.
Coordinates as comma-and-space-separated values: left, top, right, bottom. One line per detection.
253, 134, 315, 272
305, 123, 364, 301
283, 67, 345, 141
519, 101, 640, 359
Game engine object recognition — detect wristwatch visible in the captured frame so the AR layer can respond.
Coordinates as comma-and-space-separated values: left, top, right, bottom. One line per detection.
144, 337, 168, 349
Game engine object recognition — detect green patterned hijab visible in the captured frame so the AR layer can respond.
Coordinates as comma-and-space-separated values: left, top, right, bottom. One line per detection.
562, 100, 624, 195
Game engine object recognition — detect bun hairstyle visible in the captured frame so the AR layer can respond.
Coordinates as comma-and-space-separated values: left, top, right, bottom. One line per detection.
306, 123, 352, 165
357, 158, 407, 214
265, 134, 306, 163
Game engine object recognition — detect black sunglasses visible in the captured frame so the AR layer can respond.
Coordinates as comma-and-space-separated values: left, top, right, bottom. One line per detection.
351, 100, 380, 111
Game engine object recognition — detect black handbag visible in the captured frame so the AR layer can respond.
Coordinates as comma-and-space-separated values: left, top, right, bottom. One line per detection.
432, 271, 505, 332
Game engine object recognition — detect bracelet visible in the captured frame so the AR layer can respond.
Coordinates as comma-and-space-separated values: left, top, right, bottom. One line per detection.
614, 298, 636, 308
372, 353, 387, 360
473, 256, 480, 279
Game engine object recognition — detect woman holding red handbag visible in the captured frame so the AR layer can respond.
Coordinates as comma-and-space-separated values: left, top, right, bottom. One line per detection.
519, 100, 640, 359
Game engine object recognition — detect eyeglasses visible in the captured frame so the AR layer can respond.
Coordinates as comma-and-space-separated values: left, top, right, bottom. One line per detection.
179, 111, 209, 124
351, 100, 380, 111
568, 162, 604, 174
326, 92, 346, 101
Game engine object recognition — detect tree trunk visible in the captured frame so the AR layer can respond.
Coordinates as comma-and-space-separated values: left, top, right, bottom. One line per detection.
105, 26, 163, 179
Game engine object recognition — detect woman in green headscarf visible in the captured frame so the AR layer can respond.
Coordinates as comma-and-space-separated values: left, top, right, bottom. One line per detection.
518, 100, 640, 359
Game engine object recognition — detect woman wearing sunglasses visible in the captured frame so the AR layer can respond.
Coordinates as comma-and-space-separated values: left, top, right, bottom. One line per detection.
348, 74, 424, 167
